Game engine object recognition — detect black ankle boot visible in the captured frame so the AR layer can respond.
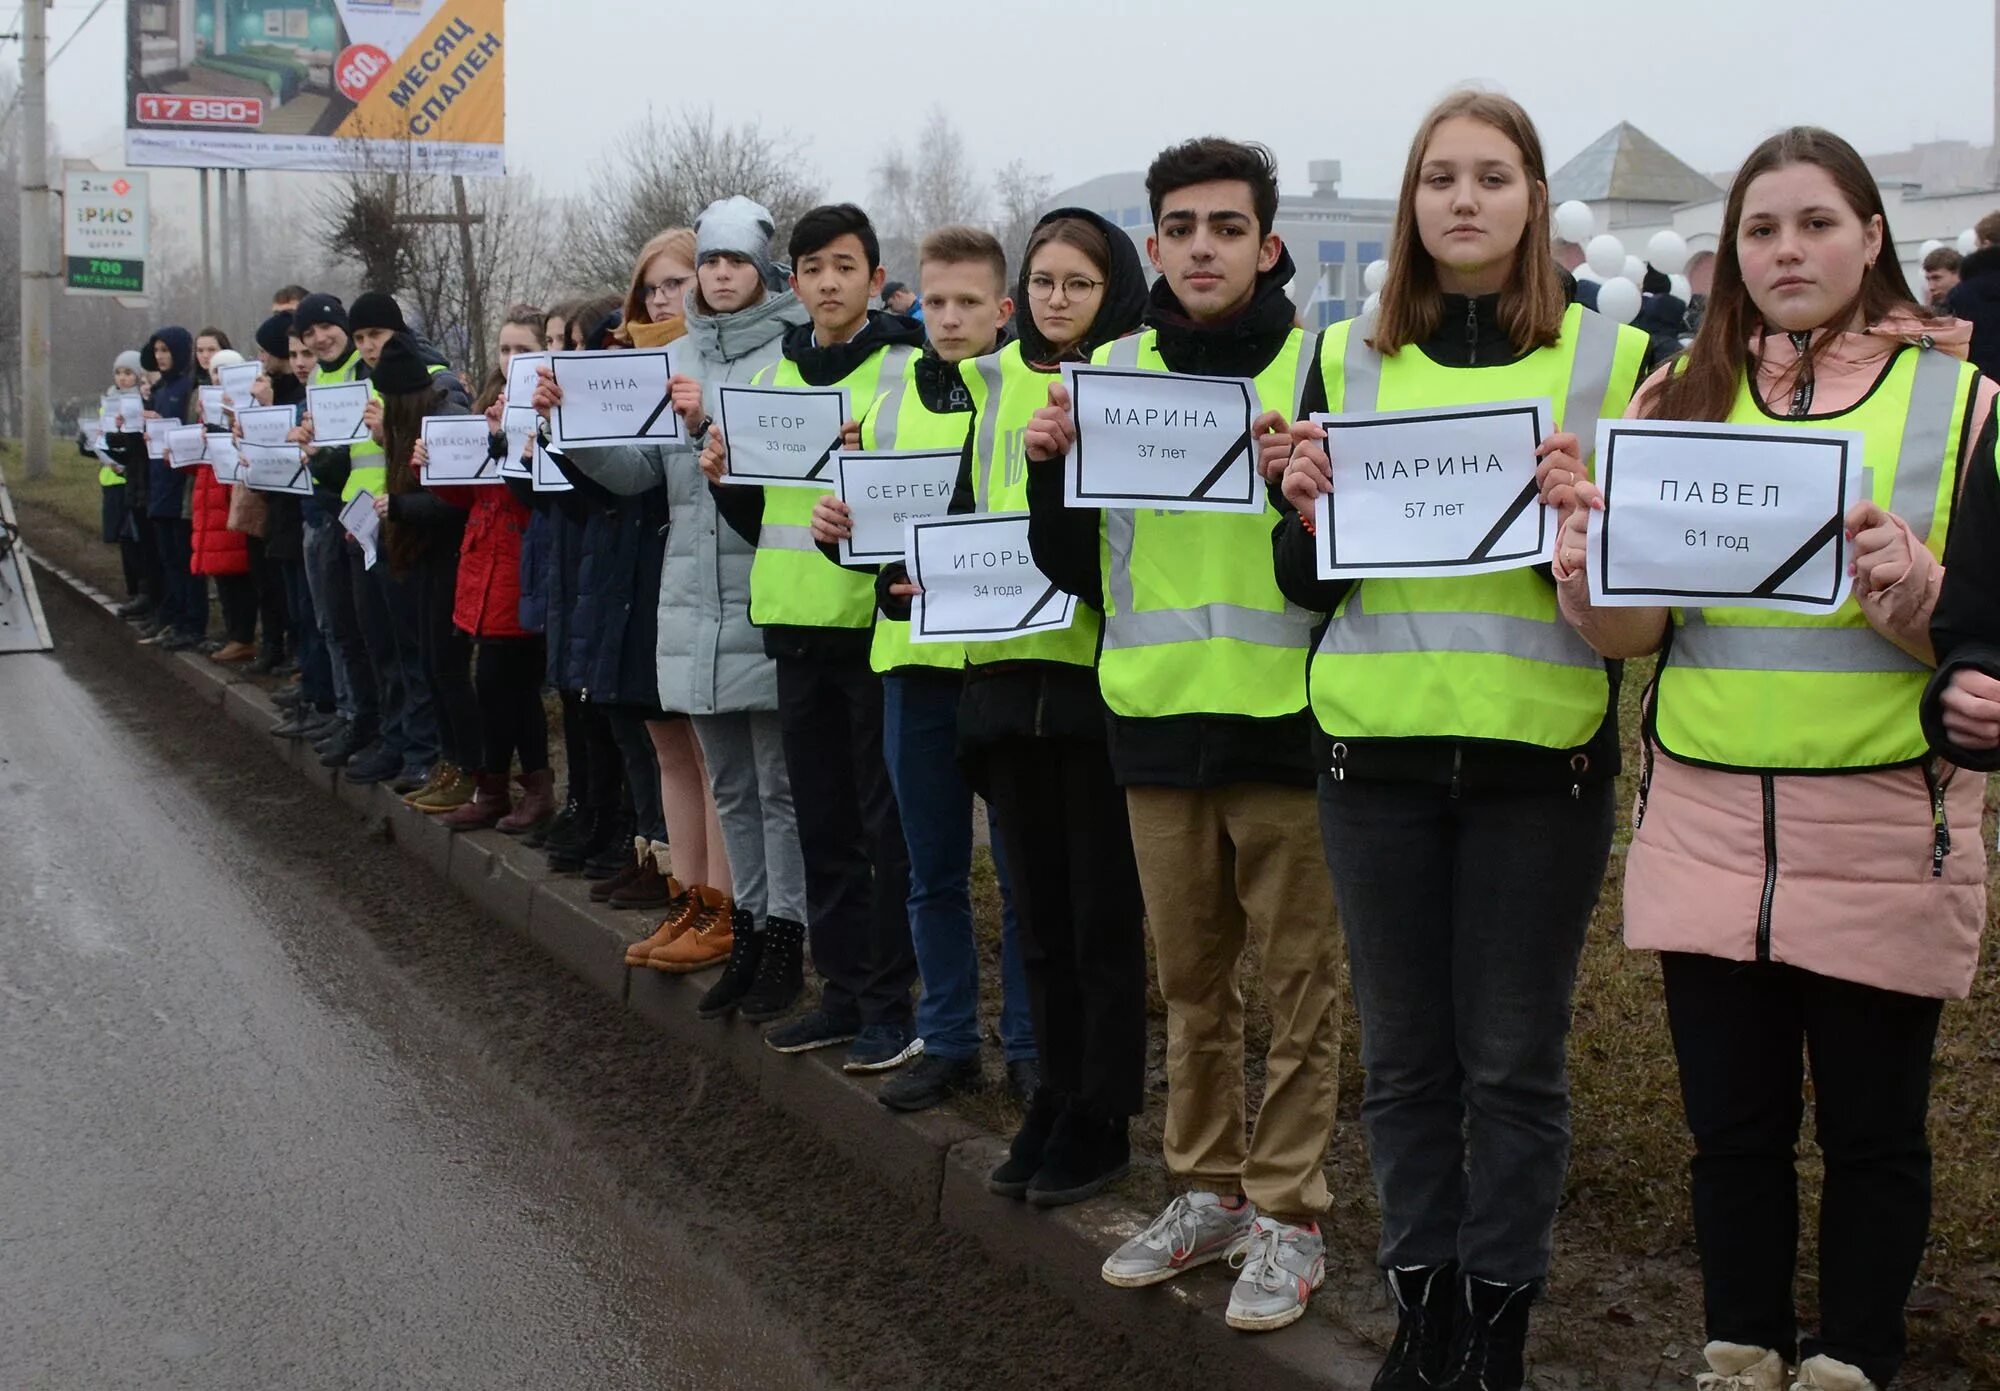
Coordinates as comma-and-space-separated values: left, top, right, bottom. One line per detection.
987, 1085, 1065, 1199
526, 795, 577, 849
1373, 1262, 1459, 1389
734, 916, 804, 1022
1025, 1103, 1128, 1208
696, 911, 764, 1019
544, 806, 601, 872
1435, 1275, 1537, 1391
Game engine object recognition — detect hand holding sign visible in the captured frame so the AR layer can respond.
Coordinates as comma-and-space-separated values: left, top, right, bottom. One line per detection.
1586, 419, 1864, 614
1024, 381, 1075, 466
714, 384, 850, 488
1847, 500, 1915, 596
548, 348, 682, 449
1279, 420, 1332, 521
1061, 364, 1263, 513
812, 496, 852, 544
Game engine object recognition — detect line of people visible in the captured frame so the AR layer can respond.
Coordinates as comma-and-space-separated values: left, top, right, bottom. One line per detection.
81, 87, 1997, 1391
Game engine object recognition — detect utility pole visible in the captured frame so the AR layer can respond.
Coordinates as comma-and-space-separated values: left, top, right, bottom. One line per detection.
18, 0, 51, 479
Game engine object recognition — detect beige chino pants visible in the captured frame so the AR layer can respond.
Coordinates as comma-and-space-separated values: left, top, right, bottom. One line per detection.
1125, 782, 1343, 1224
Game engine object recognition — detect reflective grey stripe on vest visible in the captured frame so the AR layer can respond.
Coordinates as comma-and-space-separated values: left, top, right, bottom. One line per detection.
761, 524, 819, 552
1888, 348, 1965, 544
970, 353, 1007, 511
1342, 307, 1621, 467
1313, 585, 1600, 668
1100, 330, 1315, 654
1672, 613, 1925, 675
865, 345, 917, 450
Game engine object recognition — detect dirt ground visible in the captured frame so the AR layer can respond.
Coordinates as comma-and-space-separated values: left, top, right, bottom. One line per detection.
14, 450, 1998, 1388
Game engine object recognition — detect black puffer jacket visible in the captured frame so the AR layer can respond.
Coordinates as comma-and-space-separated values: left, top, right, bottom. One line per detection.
1948, 245, 2000, 381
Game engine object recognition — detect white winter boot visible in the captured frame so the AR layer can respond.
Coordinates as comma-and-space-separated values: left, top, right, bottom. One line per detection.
1791, 1354, 1876, 1391
1696, 1342, 1788, 1390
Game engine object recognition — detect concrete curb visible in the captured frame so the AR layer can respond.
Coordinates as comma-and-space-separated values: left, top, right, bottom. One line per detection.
30, 548, 1378, 1391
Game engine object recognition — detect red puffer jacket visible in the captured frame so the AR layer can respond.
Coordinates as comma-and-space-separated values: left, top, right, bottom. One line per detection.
435, 484, 532, 638
189, 464, 250, 576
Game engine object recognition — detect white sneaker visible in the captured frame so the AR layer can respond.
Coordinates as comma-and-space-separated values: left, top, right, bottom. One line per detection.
1792, 1355, 1876, 1391
1696, 1342, 1789, 1390
1224, 1216, 1325, 1332
1100, 1191, 1256, 1288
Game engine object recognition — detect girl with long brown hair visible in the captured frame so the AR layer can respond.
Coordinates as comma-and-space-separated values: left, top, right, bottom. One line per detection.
1268, 89, 1652, 1389
1549, 127, 1992, 1391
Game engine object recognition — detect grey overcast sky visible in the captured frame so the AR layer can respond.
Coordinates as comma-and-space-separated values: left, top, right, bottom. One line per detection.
35, 0, 2000, 203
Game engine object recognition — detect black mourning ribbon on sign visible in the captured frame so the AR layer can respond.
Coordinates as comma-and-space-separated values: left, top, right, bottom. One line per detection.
1191, 428, 1252, 500
1751, 513, 1842, 598
1466, 477, 1542, 561
1015, 581, 1062, 628
284, 460, 308, 490
635, 395, 673, 438
803, 433, 846, 480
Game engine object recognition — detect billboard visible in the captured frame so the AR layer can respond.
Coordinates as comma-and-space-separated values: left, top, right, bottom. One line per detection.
123, 0, 504, 176
63, 169, 151, 296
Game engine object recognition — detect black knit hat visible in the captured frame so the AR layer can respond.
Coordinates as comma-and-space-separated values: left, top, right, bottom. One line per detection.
349, 291, 408, 335
371, 331, 433, 395
254, 311, 294, 360
292, 292, 348, 337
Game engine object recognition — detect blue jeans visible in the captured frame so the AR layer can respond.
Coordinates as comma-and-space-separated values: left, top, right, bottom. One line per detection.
882, 675, 1035, 1062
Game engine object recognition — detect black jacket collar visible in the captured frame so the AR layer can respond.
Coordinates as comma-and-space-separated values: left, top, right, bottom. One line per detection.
779, 310, 928, 386
1146, 247, 1300, 379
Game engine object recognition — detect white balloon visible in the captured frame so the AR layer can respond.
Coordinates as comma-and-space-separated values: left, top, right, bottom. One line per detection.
1958, 229, 1979, 255
1585, 233, 1627, 278
1356, 292, 1381, 334
1362, 259, 1388, 294
1593, 277, 1642, 323
1646, 229, 1689, 274
1669, 273, 1692, 302
1921, 239, 1945, 259
1572, 262, 1601, 282
1621, 254, 1646, 284
1554, 200, 1595, 244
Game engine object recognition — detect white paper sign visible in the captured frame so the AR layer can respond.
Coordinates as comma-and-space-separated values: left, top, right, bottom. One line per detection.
1587, 419, 1865, 615
235, 404, 297, 448
207, 433, 244, 484
1311, 399, 1556, 579
111, 394, 144, 432
835, 449, 963, 564
197, 385, 226, 424
547, 348, 682, 449
715, 383, 850, 488
532, 442, 573, 493
500, 405, 537, 478
421, 415, 499, 484
1061, 363, 1261, 513
218, 361, 262, 413
242, 441, 312, 496
144, 418, 175, 460
505, 351, 548, 409
165, 424, 206, 467
906, 513, 1076, 644
340, 490, 382, 569
307, 381, 372, 443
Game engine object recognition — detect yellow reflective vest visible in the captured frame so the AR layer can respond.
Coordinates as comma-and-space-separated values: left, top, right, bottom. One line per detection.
1307, 303, 1649, 749
860, 354, 972, 675
1653, 346, 1977, 771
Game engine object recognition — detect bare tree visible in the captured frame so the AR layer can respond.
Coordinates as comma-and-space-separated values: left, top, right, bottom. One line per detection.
992, 158, 1054, 280
563, 106, 823, 293
872, 106, 986, 287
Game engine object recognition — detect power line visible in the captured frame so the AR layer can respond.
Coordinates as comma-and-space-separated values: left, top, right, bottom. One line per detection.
0, 0, 105, 129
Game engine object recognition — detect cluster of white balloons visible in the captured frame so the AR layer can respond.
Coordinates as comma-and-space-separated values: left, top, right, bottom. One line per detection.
1555, 199, 1693, 326
1921, 231, 1980, 261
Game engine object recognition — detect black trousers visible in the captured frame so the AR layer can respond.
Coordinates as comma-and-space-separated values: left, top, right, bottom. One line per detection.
1662, 952, 1942, 1387
476, 637, 548, 776
604, 705, 666, 843
249, 537, 289, 657
410, 552, 479, 771
981, 735, 1147, 1116
776, 654, 914, 1029
215, 572, 258, 645
559, 689, 625, 814
127, 509, 162, 604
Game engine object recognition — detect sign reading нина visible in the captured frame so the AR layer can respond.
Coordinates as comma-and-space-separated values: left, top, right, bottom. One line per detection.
63, 170, 148, 296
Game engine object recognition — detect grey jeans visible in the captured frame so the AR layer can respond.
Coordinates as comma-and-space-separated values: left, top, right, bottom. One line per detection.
301, 518, 354, 720
1317, 775, 1613, 1284
691, 710, 805, 924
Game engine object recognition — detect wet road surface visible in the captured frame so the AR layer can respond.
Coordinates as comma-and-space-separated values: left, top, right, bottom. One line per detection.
0, 640, 832, 1391
1, 576, 1196, 1391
